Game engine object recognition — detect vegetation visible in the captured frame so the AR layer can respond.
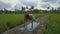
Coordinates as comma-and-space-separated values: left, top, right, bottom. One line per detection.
44, 14, 60, 34
0, 6, 60, 14
0, 14, 45, 33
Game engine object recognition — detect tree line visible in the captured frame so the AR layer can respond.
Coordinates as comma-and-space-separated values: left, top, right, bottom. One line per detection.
0, 6, 60, 14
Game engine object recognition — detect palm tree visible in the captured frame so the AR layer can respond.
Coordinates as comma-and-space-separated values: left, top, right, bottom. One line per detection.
26, 6, 28, 9
31, 6, 34, 9
57, 7, 60, 10
29, 6, 34, 11
47, 7, 50, 9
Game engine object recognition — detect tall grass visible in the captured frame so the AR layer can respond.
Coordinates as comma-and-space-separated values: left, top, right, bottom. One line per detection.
0, 14, 24, 33
44, 14, 60, 34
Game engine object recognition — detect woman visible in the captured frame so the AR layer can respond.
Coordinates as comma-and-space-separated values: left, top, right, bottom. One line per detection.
24, 12, 34, 29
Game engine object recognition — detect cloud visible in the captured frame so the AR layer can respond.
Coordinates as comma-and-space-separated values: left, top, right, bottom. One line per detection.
0, 1, 11, 9
0, 0, 19, 7
42, 0, 58, 3
58, 0, 60, 6
41, 0, 60, 9
20, 0, 37, 6
14, 3, 22, 10
0, 0, 20, 10
41, 3, 50, 8
0, 0, 60, 10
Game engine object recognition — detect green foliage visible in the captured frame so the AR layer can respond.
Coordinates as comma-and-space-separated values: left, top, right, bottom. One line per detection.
44, 14, 60, 34
0, 14, 24, 33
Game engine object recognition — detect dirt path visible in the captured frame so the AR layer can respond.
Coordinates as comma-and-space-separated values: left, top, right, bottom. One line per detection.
1, 15, 49, 34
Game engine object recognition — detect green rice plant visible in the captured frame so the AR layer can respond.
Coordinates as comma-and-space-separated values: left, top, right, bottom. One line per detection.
44, 14, 60, 34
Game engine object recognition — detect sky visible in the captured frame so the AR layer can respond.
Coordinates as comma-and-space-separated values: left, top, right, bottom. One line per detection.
0, 0, 60, 11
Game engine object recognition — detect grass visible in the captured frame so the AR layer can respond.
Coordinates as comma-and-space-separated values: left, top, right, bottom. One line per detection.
0, 14, 24, 33
0, 14, 45, 33
44, 14, 60, 34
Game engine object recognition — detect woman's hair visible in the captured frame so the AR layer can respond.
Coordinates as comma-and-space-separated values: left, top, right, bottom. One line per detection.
25, 12, 33, 20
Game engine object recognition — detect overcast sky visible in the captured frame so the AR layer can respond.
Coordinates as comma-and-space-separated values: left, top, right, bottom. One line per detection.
0, 0, 60, 10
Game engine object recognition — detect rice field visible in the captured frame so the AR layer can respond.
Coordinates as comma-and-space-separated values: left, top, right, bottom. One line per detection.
44, 14, 60, 34
0, 14, 45, 33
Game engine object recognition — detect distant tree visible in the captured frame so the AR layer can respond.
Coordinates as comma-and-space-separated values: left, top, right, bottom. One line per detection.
57, 7, 60, 10
21, 6, 25, 11
0, 10, 3, 14
47, 7, 50, 9
31, 6, 34, 9
9, 11, 12, 13
29, 6, 34, 11
50, 7, 54, 13
4, 8, 8, 13
15, 9, 20, 14
56, 7, 60, 13
33, 9, 40, 13
21, 6, 26, 13
26, 6, 28, 9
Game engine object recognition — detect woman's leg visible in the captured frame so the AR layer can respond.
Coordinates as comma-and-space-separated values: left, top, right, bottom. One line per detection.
24, 23, 27, 30
30, 20, 33, 29
24, 20, 27, 29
